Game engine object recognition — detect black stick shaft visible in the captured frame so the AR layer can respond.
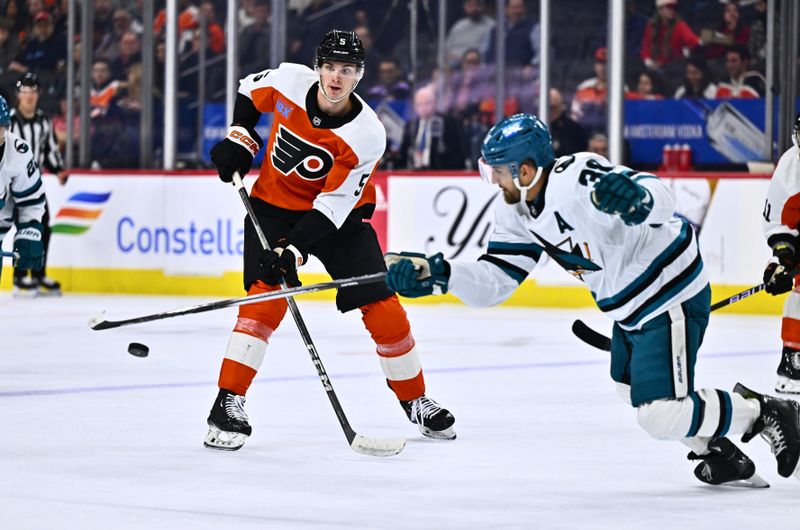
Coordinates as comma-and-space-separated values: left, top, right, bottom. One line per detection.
232, 172, 359, 444
574, 280, 772, 352
89, 272, 386, 330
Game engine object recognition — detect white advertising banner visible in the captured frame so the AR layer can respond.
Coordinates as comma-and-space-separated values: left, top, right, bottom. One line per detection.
38, 174, 328, 275
386, 174, 772, 286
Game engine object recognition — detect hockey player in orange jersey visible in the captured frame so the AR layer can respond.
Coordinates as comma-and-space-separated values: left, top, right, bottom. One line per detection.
205, 30, 456, 450
763, 114, 800, 394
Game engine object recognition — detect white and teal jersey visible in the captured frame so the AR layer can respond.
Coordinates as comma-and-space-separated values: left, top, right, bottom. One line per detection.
0, 130, 45, 236
448, 152, 708, 330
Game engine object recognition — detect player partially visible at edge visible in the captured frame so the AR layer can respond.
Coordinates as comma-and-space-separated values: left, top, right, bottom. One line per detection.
762, 114, 800, 394
385, 113, 800, 487
205, 29, 455, 451
0, 95, 45, 287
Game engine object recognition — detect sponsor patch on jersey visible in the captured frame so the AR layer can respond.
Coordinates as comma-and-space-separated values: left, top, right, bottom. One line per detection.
276, 99, 294, 119
14, 139, 28, 154
271, 124, 334, 181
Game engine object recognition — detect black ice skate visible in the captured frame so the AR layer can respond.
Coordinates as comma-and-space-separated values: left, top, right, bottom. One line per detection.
400, 395, 456, 440
204, 388, 252, 451
12, 275, 38, 298
36, 276, 62, 297
776, 347, 800, 395
735, 382, 800, 479
687, 437, 769, 488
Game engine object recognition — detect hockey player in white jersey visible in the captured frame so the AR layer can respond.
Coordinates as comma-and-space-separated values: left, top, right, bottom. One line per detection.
762, 114, 800, 394
385, 113, 800, 486
0, 95, 45, 282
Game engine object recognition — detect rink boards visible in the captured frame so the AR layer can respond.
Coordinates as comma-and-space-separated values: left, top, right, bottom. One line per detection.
0, 170, 779, 313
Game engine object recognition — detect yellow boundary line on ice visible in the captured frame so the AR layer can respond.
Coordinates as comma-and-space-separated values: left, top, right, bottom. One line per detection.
0, 267, 785, 315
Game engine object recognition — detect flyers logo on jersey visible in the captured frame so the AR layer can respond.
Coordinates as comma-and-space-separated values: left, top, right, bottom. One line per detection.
271, 124, 334, 181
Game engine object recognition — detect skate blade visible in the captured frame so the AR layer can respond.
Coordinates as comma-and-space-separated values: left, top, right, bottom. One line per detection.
12, 289, 38, 299
717, 472, 770, 489
419, 425, 457, 440
203, 427, 248, 451
775, 376, 800, 394
36, 289, 62, 298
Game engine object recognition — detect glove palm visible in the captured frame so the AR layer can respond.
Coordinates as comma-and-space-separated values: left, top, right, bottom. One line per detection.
384, 252, 450, 297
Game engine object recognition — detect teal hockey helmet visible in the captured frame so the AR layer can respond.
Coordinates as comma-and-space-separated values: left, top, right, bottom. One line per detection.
481, 113, 555, 172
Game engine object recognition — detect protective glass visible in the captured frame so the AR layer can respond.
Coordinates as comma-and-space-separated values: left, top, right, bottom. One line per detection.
478, 157, 513, 185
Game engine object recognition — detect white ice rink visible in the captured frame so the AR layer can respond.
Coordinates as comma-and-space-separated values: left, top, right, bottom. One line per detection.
2, 292, 800, 529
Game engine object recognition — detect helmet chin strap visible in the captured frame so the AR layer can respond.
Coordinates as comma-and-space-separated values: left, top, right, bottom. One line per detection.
512, 165, 544, 204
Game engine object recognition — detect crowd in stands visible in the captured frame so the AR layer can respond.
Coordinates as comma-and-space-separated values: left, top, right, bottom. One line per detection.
2, 0, 778, 171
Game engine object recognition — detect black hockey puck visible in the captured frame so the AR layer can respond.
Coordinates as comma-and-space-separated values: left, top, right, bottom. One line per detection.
128, 342, 150, 357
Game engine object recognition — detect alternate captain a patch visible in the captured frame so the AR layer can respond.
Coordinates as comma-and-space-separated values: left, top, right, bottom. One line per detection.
271, 124, 335, 181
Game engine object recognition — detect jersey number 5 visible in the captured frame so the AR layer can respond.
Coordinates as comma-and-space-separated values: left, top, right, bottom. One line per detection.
354, 173, 369, 196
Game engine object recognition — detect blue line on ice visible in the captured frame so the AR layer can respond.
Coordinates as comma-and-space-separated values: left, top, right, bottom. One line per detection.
0, 349, 775, 398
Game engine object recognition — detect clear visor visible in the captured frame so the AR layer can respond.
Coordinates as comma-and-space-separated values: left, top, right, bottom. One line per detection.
478, 157, 513, 185
317, 62, 363, 80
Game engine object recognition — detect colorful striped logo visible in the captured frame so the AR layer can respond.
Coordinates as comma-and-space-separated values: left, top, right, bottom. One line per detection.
51, 191, 112, 235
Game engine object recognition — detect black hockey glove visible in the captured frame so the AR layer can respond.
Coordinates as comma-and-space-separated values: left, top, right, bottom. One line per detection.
764, 241, 797, 295
258, 237, 308, 287
210, 125, 263, 183
591, 171, 653, 226
384, 252, 450, 297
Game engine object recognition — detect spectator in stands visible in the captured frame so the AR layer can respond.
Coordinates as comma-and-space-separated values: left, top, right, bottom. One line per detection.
483, 0, 539, 69
674, 54, 718, 99
0, 17, 19, 73
109, 31, 141, 81
199, 1, 225, 55
398, 84, 468, 170
89, 58, 126, 167
239, 0, 269, 77
748, 0, 767, 72
626, 0, 649, 60
89, 58, 121, 118
445, 0, 495, 68
587, 132, 609, 159
9, 10, 65, 75
571, 46, 608, 135
366, 58, 410, 106
625, 70, 666, 100
444, 48, 492, 119
2, 0, 25, 37
92, 0, 114, 55
704, 1, 751, 61
640, 0, 701, 71
716, 44, 765, 98
353, 25, 384, 90
549, 88, 587, 157
96, 8, 139, 63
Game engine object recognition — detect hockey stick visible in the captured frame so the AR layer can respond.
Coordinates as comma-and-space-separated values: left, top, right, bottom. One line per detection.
573, 281, 772, 352
1, 250, 19, 259
87, 272, 386, 330
232, 172, 406, 457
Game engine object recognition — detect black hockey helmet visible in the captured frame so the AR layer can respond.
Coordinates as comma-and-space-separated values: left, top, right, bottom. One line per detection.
315, 30, 365, 69
16, 72, 38, 91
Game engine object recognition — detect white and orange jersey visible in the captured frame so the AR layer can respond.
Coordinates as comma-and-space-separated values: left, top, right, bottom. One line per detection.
763, 144, 800, 246
238, 62, 386, 228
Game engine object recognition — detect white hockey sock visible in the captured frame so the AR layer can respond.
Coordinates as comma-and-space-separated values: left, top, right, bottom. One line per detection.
224, 331, 268, 371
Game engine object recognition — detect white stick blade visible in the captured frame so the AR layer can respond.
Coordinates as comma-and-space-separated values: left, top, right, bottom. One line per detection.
87, 312, 106, 329
350, 435, 406, 457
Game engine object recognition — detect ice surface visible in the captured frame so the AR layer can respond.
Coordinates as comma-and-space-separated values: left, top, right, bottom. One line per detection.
1, 292, 797, 529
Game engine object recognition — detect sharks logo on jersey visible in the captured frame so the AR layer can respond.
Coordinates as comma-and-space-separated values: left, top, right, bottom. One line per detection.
530, 229, 601, 278
271, 124, 335, 181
